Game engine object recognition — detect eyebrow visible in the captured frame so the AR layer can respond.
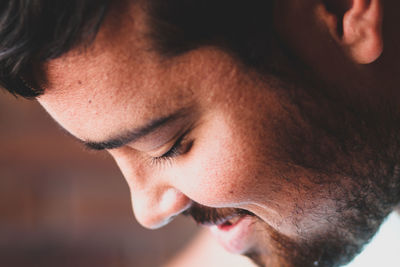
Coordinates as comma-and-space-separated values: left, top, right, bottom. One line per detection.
81, 108, 192, 151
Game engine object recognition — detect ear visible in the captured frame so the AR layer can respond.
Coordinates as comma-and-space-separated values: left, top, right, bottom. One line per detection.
318, 0, 383, 64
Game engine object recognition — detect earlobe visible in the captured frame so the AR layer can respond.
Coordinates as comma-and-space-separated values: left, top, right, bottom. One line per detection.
319, 0, 384, 64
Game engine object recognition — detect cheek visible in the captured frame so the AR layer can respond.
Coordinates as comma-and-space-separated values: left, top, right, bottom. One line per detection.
174, 119, 264, 208
178, 151, 253, 208
170, 116, 303, 217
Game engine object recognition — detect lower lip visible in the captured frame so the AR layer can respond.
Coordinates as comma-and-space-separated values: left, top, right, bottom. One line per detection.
209, 215, 256, 254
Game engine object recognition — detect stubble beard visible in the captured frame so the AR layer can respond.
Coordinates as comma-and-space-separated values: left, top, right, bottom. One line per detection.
245, 66, 400, 266
184, 68, 400, 266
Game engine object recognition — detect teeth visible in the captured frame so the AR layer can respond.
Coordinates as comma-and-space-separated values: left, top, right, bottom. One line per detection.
226, 216, 241, 225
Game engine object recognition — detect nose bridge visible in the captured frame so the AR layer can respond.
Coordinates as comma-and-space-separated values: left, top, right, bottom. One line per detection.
110, 149, 192, 229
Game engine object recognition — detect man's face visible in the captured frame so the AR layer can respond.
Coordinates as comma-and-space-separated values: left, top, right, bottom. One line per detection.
37, 1, 399, 266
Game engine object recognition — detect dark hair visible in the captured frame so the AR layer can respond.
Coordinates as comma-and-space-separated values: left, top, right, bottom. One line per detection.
0, 0, 274, 99
0, 0, 109, 98
147, 0, 274, 69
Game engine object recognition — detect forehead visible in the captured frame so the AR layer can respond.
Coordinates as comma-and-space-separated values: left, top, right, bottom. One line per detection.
36, 2, 244, 143
37, 3, 197, 142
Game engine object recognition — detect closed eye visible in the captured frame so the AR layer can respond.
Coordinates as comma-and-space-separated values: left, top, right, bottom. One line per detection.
150, 129, 193, 166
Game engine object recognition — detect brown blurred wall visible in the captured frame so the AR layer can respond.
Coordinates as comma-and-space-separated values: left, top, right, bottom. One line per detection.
0, 91, 198, 267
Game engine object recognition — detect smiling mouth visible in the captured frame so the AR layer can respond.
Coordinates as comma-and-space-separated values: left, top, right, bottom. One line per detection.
183, 203, 255, 227
182, 203, 257, 254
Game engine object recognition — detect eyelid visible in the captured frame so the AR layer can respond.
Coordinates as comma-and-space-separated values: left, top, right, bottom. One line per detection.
144, 130, 185, 157
157, 121, 196, 154
149, 127, 194, 167
125, 116, 193, 153
155, 127, 191, 157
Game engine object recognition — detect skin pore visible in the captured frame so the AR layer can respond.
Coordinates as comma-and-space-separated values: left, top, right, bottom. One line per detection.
36, 0, 400, 266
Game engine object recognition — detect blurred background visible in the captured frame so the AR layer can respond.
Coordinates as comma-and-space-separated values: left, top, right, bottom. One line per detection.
0, 91, 198, 267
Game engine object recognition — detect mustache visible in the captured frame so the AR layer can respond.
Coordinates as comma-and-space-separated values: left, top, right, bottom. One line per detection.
183, 202, 255, 225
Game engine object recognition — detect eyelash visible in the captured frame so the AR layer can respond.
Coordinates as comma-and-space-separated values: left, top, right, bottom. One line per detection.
150, 133, 192, 166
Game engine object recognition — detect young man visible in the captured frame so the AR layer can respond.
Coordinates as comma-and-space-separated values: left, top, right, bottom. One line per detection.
1, 0, 399, 266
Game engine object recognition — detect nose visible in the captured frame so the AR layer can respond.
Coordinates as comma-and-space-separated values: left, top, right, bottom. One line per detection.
132, 187, 192, 229
110, 149, 192, 229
